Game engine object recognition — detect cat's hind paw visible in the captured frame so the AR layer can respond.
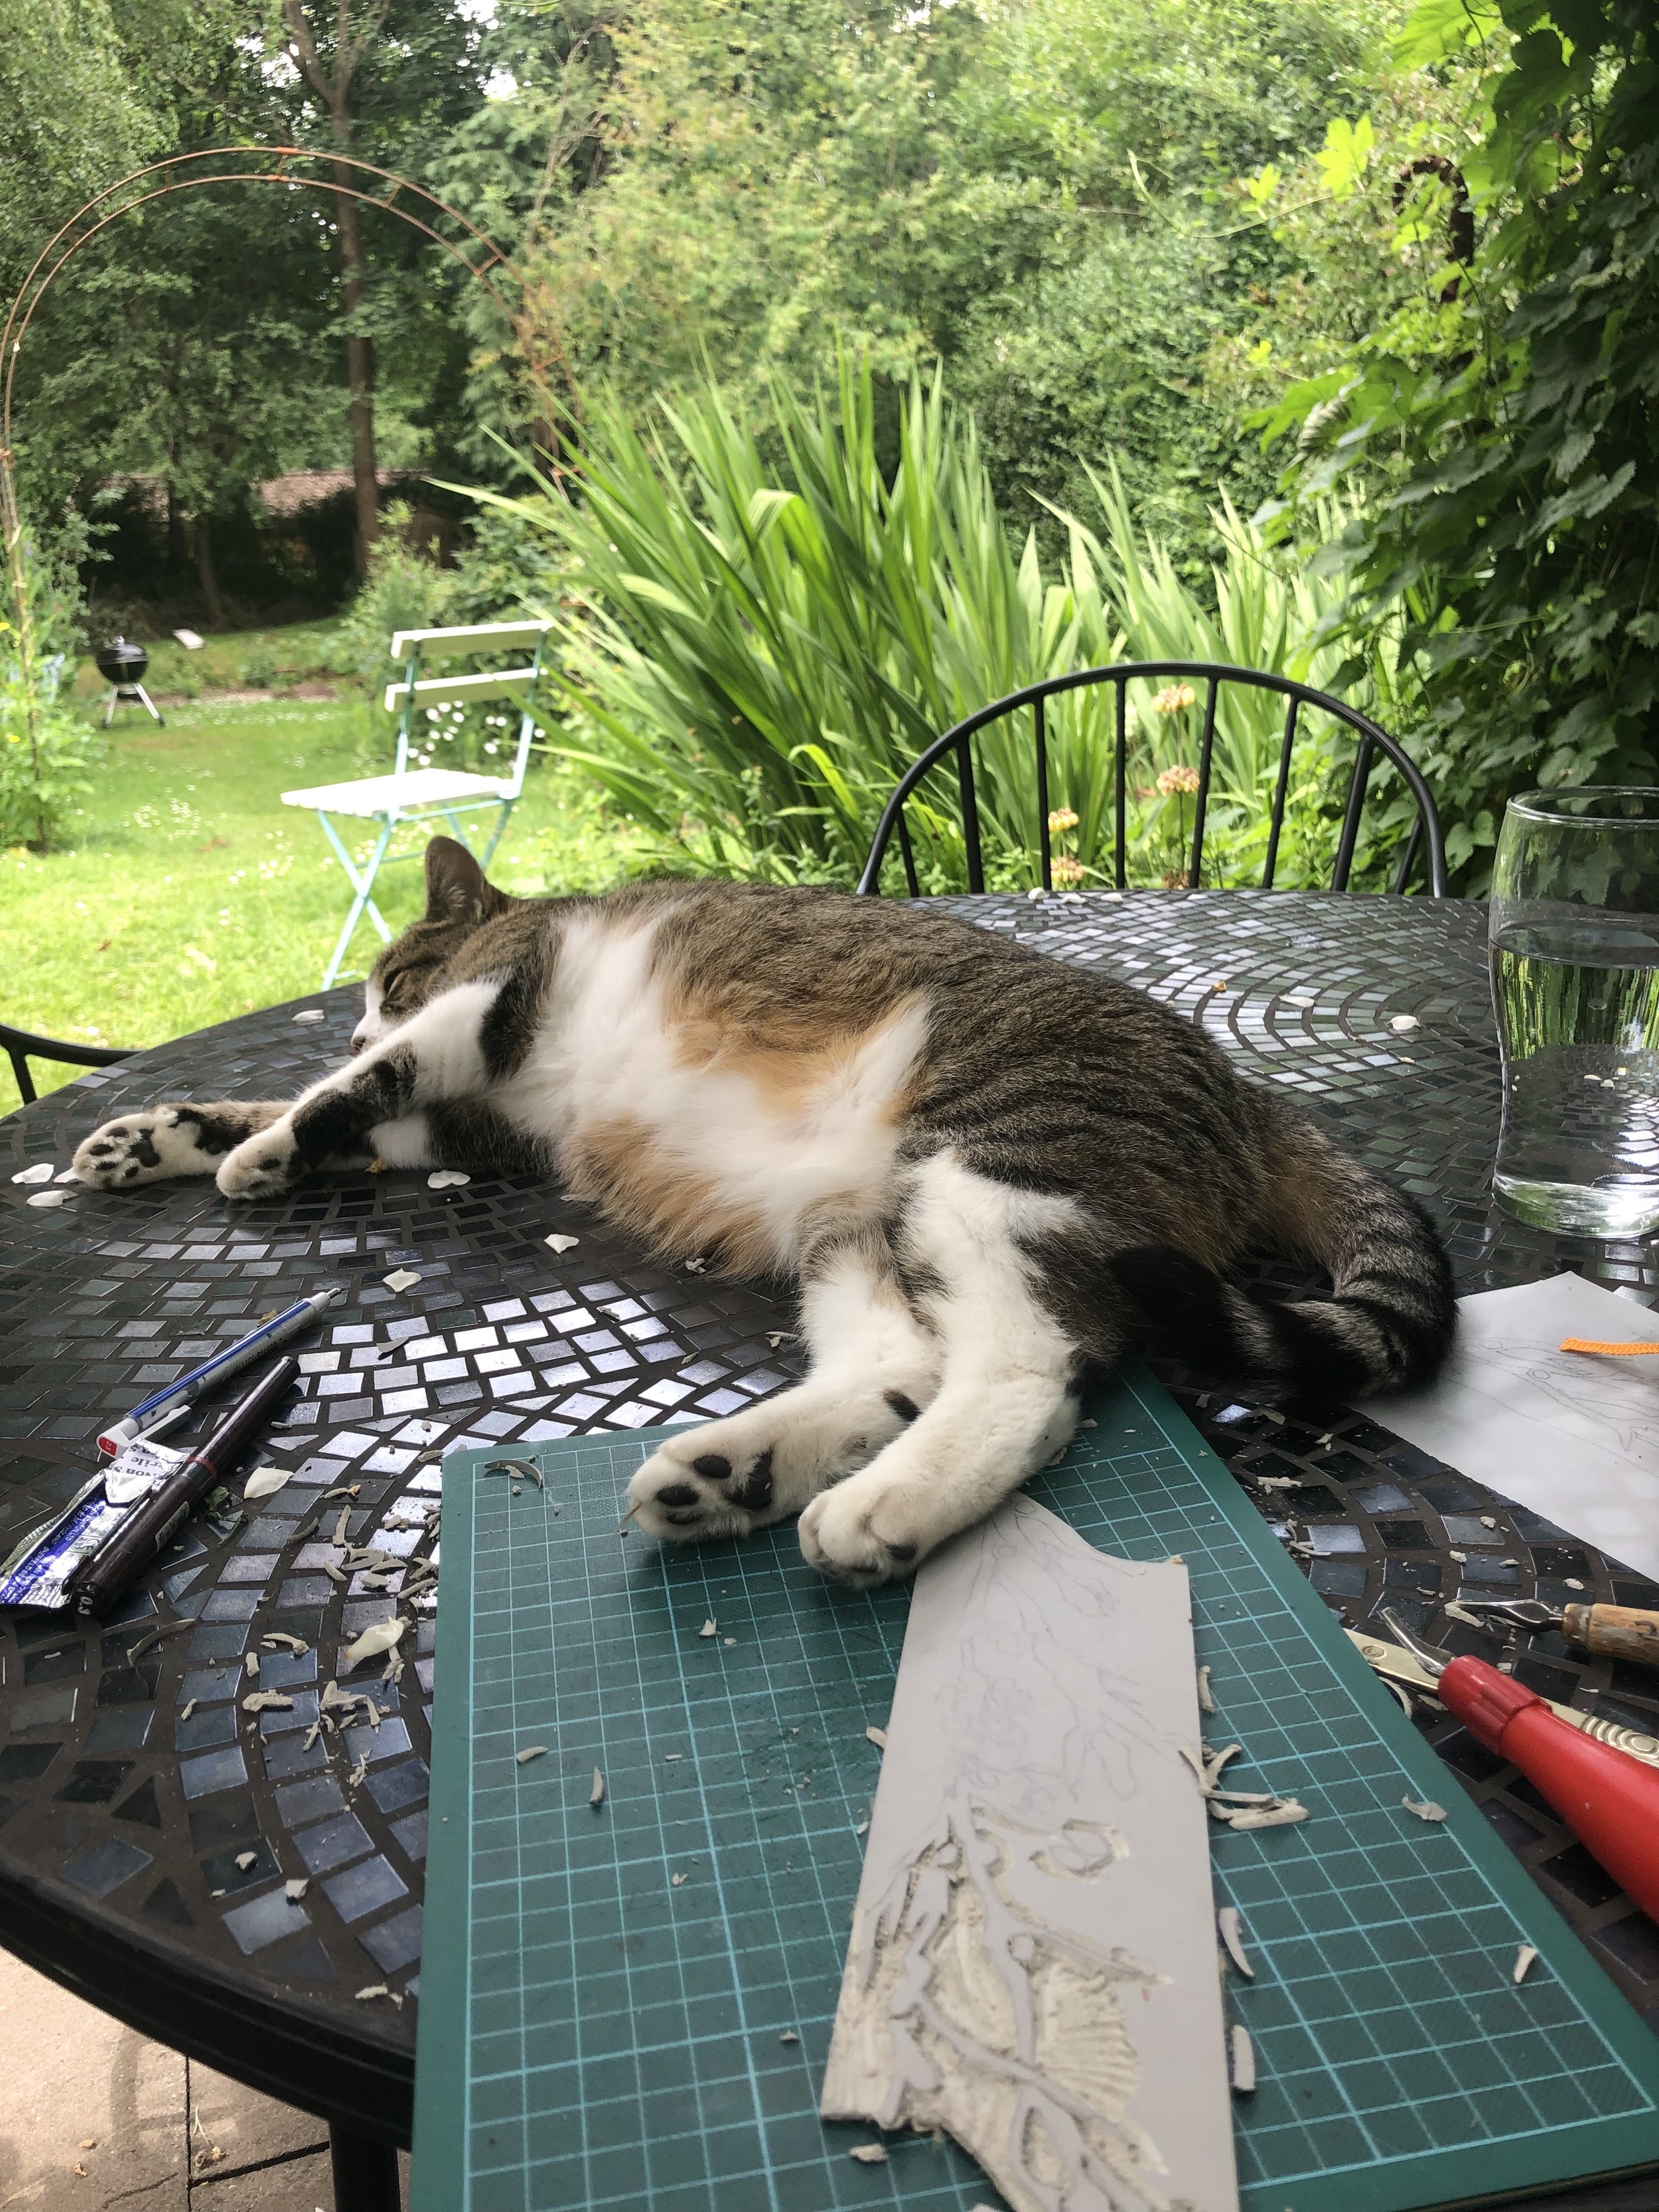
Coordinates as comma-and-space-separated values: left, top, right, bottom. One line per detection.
623, 1434, 788, 1546
797, 1471, 932, 1587
622, 1384, 932, 1550
216, 1120, 302, 1199
74, 1107, 222, 1189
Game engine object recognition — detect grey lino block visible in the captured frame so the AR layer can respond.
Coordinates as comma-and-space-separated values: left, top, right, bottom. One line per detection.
821, 1492, 1238, 2212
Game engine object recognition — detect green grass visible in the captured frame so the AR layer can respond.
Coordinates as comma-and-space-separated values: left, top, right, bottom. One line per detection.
1, 693, 651, 1114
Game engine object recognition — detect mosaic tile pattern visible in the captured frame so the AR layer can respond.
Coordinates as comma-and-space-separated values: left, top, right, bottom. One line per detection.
0, 990, 802, 2110
1, 890, 1654, 2124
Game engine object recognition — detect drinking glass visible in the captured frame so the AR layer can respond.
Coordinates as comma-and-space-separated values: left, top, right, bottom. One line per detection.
1490, 789, 1659, 1235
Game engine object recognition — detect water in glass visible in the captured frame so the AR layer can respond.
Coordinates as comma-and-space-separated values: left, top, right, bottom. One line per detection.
1491, 790, 1659, 1236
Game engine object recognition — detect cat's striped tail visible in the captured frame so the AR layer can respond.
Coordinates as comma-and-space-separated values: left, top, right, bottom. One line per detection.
1110, 1114, 1457, 1400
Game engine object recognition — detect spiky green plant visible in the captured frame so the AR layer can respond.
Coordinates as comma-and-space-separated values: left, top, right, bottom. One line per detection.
463, 358, 1418, 890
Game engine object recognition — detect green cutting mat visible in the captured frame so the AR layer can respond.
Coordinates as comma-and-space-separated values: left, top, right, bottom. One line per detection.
412, 1368, 1659, 2212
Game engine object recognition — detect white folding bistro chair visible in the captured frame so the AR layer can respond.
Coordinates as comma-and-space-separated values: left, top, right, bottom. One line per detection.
282, 619, 551, 987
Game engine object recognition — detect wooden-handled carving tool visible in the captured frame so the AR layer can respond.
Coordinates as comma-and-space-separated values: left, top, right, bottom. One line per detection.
1449, 1597, 1659, 1671
1381, 1609, 1659, 1920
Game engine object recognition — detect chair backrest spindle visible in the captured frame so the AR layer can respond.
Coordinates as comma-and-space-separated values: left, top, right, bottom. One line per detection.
897, 810, 920, 898
1034, 696, 1052, 891
956, 737, 985, 894
1391, 816, 1423, 895
1114, 678, 1128, 890
1331, 734, 1376, 895
1187, 678, 1220, 889
1262, 695, 1301, 892
393, 640, 421, 778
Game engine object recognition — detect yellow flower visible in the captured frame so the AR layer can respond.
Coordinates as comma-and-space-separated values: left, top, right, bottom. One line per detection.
1152, 684, 1197, 714
1051, 854, 1085, 885
1157, 764, 1201, 796
1046, 806, 1079, 833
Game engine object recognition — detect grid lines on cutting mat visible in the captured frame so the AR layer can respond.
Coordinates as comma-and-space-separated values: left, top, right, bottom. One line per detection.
413, 1375, 1659, 2212
439, 1429, 993, 2211
1072, 1374, 1659, 2209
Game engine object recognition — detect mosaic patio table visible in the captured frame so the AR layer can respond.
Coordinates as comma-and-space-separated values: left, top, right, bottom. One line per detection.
3, 889, 1657, 2211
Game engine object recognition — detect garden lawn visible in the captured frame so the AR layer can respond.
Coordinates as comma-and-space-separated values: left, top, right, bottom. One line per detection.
1, 696, 649, 1113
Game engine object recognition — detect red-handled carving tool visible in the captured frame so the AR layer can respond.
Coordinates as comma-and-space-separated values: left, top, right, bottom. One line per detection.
1382, 1609, 1659, 1923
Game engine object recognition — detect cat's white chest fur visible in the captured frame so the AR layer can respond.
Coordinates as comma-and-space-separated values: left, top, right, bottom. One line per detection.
498, 913, 929, 1268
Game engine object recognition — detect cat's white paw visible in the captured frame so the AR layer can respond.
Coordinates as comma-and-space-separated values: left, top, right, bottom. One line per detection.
622, 1385, 928, 1547
74, 1108, 216, 1189
798, 1469, 936, 1585
216, 1121, 301, 1199
624, 1432, 793, 1545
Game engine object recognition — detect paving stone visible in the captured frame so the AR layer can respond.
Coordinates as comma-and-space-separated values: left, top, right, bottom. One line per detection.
0, 1949, 186, 2210
186, 2063, 326, 2183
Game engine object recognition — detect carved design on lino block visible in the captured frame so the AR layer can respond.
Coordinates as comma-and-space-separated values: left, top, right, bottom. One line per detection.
821, 1495, 1237, 2212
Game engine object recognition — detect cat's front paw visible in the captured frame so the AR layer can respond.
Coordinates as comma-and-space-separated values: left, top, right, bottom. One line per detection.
624, 1432, 783, 1546
74, 1108, 216, 1189
216, 1122, 301, 1199
798, 1471, 933, 1586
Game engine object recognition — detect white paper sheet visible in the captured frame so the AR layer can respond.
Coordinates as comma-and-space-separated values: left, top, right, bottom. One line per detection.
1368, 1272, 1659, 1584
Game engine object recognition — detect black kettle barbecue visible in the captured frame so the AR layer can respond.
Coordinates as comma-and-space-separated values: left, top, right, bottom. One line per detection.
96, 635, 164, 726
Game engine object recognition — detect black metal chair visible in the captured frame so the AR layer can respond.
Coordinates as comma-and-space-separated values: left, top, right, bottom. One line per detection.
855, 661, 1449, 899
1, 1019, 134, 1108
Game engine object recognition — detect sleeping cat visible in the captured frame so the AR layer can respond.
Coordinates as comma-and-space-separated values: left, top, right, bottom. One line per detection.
73, 835, 1455, 1585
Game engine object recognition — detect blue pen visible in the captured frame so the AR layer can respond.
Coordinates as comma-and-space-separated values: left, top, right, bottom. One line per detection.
97, 1288, 342, 1455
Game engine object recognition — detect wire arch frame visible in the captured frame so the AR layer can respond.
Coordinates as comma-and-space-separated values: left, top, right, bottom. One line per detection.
0, 143, 570, 550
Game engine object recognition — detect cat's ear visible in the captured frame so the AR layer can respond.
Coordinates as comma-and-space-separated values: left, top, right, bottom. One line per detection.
423, 836, 511, 922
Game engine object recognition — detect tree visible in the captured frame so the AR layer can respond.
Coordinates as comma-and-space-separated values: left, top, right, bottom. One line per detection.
1260, 0, 1659, 883
424, 0, 616, 465
269, 0, 508, 566
5, 0, 504, 615
0, 0, 161, 303
495, 0, 1394, 565
279, 0, 392, 566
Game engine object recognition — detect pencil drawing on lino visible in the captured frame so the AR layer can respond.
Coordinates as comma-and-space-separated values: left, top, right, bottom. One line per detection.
822, 1495, 1238, 2212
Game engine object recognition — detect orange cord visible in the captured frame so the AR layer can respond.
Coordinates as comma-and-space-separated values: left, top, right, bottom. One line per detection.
1560, 1337, 1659, 1356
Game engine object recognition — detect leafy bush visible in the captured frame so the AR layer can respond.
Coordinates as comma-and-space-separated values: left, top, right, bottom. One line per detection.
504, 0, 1385, 577
332, 504, 464, 700
449, 505, 569, 628
467, 358, 1421, 890
0, 660, 97, 851
1, 518, 99, 851
1258, 0, 1659, 889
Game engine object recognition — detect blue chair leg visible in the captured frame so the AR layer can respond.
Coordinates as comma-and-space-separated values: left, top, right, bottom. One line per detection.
319, 814, 396, 990
480, 800, 516, 867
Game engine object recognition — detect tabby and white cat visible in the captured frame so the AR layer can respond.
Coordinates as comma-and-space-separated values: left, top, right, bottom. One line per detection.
73, 836, 1454, 1584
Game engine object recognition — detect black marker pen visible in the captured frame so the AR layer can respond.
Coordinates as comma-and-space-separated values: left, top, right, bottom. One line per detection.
64, 1357, 298, 1619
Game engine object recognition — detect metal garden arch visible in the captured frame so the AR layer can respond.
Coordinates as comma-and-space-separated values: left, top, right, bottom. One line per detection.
0, 145, 566, 703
